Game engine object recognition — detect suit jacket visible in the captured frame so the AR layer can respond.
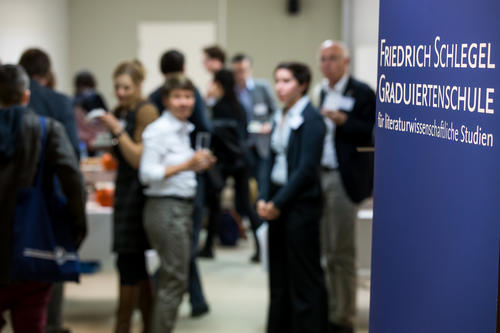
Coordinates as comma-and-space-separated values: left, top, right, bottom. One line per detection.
243, 79, 276, 159
260, 102, 326, 210
28, 80, 80, 158
320, 76, 376, 203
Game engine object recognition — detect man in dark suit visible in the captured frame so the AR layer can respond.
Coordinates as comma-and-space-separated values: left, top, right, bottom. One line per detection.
18, 48, 81, 333
231, 53, 277, 190
19, 48, 79, 158
149, 49, 212, 318
314, 40, 375, 333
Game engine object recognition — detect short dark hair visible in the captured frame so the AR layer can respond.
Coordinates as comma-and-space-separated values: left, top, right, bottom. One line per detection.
161, 75, 195, 99
18, 48, 51, 78
160, 50, 185, 75
0, 64, 30, 106
74, 70, 96, 90
274, 62, 312, 95
231, 53, 252, 64
203, 45, 226, 64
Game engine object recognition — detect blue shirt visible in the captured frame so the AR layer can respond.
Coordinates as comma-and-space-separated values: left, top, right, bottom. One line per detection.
235, 78, 255, 122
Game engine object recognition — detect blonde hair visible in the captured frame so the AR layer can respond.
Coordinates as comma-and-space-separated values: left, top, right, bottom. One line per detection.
113, 59, 145, 85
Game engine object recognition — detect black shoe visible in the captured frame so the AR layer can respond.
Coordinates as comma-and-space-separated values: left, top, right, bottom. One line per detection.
198, 247, 214, 259
329, 322, 353, 333
46, 328, 71, 333
250, 252, 260, 263
191, 303, 210, 317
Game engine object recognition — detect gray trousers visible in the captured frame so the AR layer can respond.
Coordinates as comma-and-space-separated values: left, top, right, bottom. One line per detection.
144, 197, 193, 333
320, 170, 358, 328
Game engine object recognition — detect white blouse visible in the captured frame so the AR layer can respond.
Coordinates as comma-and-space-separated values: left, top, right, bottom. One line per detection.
270, 96, 309, 185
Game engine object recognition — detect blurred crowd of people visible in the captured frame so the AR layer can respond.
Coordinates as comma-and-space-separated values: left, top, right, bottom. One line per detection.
0, 39, 375, 333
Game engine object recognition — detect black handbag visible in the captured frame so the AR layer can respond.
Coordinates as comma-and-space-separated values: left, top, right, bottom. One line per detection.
11, 116, 81, 283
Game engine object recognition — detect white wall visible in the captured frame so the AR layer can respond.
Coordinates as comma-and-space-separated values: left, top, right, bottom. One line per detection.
137, 22, 217, 98
0, 0, 70, 93
0, 1, 378, 98
344, 0, 380, 90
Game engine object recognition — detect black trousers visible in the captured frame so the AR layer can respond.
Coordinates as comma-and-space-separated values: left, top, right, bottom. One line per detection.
267, 199, 328, 333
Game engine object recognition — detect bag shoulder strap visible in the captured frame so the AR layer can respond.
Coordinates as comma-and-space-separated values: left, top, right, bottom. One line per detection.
34, 116, 47, 187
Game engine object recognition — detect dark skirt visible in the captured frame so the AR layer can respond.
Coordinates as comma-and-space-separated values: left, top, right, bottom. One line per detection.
112, 169, 150, 253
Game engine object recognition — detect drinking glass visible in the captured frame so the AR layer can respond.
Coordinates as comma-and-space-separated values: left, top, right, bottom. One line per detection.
195, 132, 211, 151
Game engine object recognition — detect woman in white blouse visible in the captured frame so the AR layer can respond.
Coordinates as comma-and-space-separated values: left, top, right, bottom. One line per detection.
139, 75, 215, 333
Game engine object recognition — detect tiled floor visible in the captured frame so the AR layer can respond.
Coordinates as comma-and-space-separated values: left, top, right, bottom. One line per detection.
2, 238, 370, 333
65, 240, 270, 333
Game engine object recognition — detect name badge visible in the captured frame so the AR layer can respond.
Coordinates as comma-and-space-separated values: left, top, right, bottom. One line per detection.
289, 115, 304, 130
254, 103, 267, 116
338, 96, 355, 112
248, 120, 262, 133
323, 94, 339, 110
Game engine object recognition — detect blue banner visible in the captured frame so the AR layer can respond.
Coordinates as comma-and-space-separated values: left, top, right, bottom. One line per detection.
370, 1, 500, 332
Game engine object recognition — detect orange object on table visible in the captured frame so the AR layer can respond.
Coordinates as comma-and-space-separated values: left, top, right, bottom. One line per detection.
95, 188, 114, 207
101, 153, 118, 171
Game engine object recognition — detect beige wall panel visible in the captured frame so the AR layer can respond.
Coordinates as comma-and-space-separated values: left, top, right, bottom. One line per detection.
69, 0, 219, 106
226, 0, 342, 88
138, 21, 217, 97
69, 0, 341, 106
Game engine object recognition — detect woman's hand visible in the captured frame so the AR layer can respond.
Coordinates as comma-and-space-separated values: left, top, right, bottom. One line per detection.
260, 122, 273, 135
98, 113, 122, 135
265, 202, 281, 220
257, 200, 268, 218
257, 200, 281, 220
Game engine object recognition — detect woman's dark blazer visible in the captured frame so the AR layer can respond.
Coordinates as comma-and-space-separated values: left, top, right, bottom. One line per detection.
259, 101, 326, 211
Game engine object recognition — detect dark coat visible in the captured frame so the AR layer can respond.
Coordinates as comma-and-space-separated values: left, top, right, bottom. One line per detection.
211, 98, 248, 173
320, 77, 376, 203
0, 107, 86, 284
28, 80, 80, 158
260, 102, 326, 210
